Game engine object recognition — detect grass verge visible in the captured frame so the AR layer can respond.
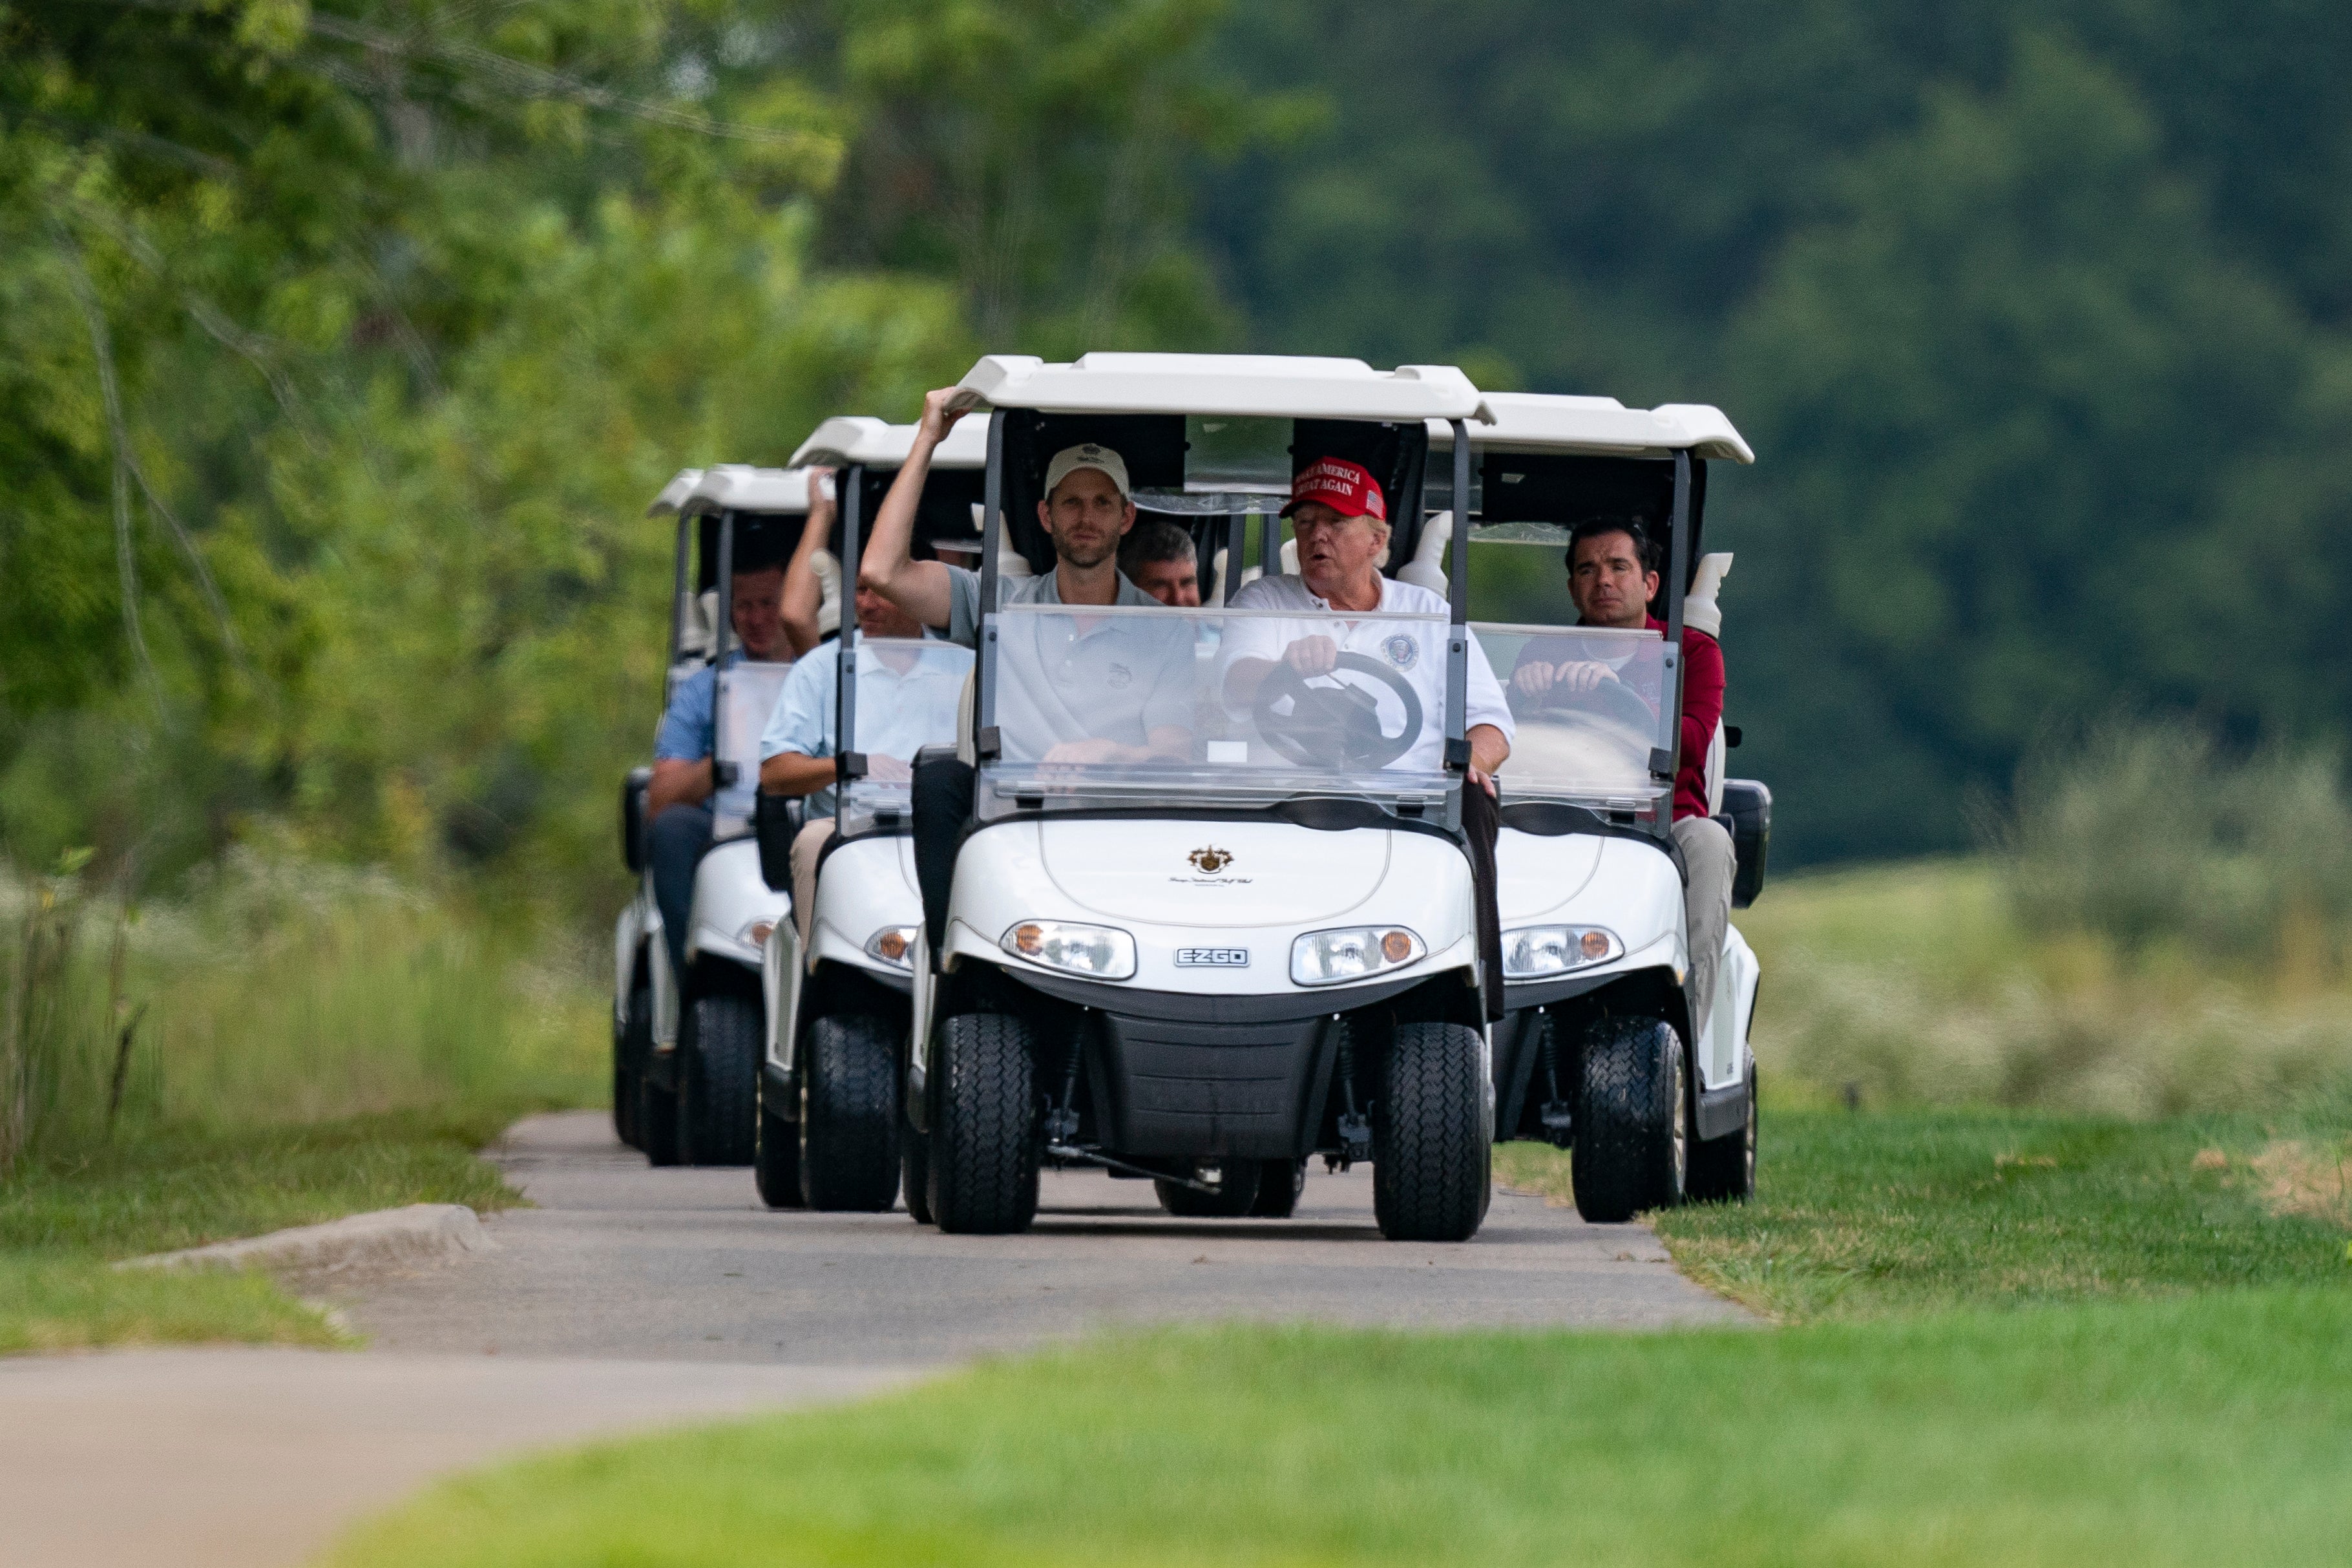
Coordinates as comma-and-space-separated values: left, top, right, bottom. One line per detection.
1499, 1107, 2352, 1320
325, 1288, 2352, 1568
0, 1107, 533, 1354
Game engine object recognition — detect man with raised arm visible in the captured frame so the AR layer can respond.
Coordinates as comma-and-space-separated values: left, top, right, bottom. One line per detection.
1516, 517, 1732, 1034
859, 387, 1192, 764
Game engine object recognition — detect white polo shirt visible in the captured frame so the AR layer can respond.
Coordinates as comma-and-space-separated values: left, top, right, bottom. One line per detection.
1219, 574, 1513, 773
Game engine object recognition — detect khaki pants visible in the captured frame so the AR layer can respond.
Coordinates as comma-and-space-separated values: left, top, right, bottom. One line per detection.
790, 817, 835, 950
1674, 814, 1735, 1035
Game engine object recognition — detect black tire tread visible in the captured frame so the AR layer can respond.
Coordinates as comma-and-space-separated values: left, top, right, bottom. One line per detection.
801, 1014, 901, 1211
753, 1069, 804, 1209
930, 1013, 1040, 1235
1572, 1016, 1685, 1222
1372, 1021, 1490, 1242
680, 991, 760, 1166
1687, 1058, 1757, 1204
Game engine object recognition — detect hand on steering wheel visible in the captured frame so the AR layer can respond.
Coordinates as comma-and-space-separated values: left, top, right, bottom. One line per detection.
1251, 648, 1424, 770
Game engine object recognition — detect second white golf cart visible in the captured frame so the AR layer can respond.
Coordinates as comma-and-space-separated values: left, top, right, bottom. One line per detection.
1433, 395, 1771, 1220
614, 465, 806, 1167
751, 415, 985, 1212
906, 351, 1503, 1240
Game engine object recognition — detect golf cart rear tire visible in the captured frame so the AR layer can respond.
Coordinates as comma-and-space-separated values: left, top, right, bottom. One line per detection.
1155, 1163, 1263, 1218
753, 1071, 804, 1209
638, 1067, 680, 1167
799, 1014, 901, 1211
1248, 1157, 1308, 1218
679, 990, 759, 1166
930, 1013, 1040, 1235
902, 1116, 934, 1225
1572, 1016, 1688, 1222
1686, 1057, 1758, 1204
1372, 1022, 1491, 1242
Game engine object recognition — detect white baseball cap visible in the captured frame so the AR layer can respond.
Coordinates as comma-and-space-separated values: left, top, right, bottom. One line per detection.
1043, 443, 1131, 502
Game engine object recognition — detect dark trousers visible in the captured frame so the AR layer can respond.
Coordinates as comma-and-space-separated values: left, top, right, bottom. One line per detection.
649, 804, 713, 983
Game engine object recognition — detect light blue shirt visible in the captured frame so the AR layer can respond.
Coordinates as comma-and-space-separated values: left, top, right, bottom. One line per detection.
759, 638, 972, 815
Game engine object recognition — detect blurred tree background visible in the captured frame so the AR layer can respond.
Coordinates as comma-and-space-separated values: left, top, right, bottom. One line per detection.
4, 0, 2346, 911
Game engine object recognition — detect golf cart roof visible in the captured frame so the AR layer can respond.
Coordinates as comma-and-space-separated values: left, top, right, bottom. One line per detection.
645, 468, 704, 518
788, 416, 990, 470
1429, 393, 1752, 464
949, 353, 1495, 424
682, 464, 817, 517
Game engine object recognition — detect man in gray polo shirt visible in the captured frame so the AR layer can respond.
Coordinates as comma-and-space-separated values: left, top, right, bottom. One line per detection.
861, 387, 1192, 764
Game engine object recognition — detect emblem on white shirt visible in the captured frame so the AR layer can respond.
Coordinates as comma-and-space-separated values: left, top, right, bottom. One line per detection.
1382, 633, 1418, 669
1106, 662, 1133, 689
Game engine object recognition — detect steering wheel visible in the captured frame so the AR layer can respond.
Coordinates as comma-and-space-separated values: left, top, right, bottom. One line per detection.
1252, 651, 1424, 769
1524, 669, 1657, 733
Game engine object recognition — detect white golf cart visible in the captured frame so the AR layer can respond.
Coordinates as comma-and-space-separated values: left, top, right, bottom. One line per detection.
905, 351, 1504, 1240
1429, 395, 1770, 1220
614, 465, 812, 1166
749, 414, 986, 1213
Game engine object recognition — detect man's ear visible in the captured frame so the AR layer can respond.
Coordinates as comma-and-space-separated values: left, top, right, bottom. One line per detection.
1117, 503, 1137, 537
1643, 569, 1661, 600
1036, 497, 1054, 534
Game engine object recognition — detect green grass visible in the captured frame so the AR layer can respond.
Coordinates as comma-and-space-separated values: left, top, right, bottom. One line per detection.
325, 1288, 2352, 1568
1501, 1107, 2352, 1321
1, 853, 605, 1354
0, 1107, 534, 1354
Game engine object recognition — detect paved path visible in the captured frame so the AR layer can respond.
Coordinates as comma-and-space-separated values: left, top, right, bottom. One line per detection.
352, 1111, 1747, 1363
3, 1111, 1741, 1568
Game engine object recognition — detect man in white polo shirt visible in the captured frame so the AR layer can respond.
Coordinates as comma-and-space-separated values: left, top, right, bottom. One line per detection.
860, 387, 1192, 764
1221, 457, 1513, 789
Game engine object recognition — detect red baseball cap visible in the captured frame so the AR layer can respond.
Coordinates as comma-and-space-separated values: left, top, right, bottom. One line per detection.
1281, 457, 1387, 523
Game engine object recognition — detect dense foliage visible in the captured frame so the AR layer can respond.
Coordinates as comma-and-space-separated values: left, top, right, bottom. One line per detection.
4, 0, 2344, 894
1204, 3, 2352, 859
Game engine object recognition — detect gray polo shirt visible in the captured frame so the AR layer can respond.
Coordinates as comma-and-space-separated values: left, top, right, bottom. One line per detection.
944, 564, 1194, 757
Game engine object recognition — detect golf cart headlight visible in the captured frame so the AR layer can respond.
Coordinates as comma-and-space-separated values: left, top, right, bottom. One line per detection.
865, 925, 918, 969
1502, 925, 1621, 979
1000, 920, 1137, 980
1290, 926, 1424, 987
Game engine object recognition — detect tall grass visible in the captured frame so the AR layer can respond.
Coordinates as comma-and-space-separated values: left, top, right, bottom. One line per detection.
0, 848, 600, 1171
1747, 718, 2352, 1117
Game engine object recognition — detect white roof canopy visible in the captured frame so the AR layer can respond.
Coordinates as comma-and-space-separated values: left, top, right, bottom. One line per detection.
789, 415, 989, 470
681, 464, 819, 516
645, 468, 704, 517
1429, 392, 1752, 463
948, 352, 1495, 424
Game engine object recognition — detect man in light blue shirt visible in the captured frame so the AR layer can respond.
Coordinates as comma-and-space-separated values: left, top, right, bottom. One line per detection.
759, 583, 971, 938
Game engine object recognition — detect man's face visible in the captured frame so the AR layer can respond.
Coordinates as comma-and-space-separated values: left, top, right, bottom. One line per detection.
1131, 554, 1201, 608
1568, 530, 1657, 630
1291, 501, 1387, 600
854, 583, 924, 640
731, 567, 787, 659
1038, 468, 1135, 570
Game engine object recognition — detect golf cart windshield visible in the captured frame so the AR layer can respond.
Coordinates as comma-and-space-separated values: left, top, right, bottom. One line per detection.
1475, 623, 1674, 817
979, 603, 1454, 821
837, 636, 974, 835
714, 661, 792, 838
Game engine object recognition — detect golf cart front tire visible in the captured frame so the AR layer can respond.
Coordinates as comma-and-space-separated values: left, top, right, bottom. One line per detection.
753, 1069, 804, 1209
799, 1014, 901, 1211
638, 1067, 680, 1167
930, 1012, 1040, 1235
1572, 1016, 1688, 1222
614, 976, 649, 1150
1372, 1021, 1491, 1242
902, 1116, 934, 1224
679, 990, 759, 1166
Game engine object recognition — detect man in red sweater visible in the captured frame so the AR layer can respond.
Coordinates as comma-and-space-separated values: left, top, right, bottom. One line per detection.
1510, 519, 1733, 1036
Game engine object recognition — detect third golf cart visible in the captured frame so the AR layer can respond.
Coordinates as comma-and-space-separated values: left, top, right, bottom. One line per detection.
1433, 393, 1770, 1220
614, 465, 809, 1166
750, 415, 986, 1212
906, 351, 1502, 1241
